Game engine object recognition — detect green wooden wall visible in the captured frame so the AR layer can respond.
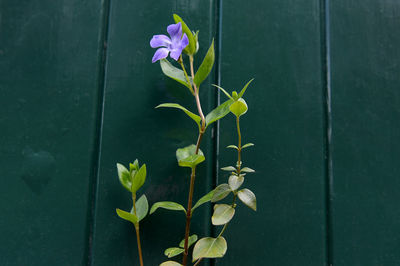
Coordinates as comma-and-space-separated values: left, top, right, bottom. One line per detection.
1, 0, 400, 265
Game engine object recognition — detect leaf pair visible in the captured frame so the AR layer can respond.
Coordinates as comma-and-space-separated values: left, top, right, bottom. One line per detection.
157, 98, 233, 133
116, 194, 149, 226
176, 144, 205, 168
117, 162, 146, 194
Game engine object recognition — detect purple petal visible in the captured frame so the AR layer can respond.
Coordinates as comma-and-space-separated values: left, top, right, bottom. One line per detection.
167, 22, 182, 41
150, 34, 171, 48
152, 48, 169, 63
169, 48, 183, 61
180, 33, 189, 49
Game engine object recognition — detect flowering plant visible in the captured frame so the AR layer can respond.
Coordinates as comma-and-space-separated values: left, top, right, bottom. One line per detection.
115, 14, 257, 266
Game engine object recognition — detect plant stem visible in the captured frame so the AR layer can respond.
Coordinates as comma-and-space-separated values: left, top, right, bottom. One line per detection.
181, 55, 206, 266
236, 116, 242, 172
193, 258, 203, 266
217, 116, 242, 239
134, 225, 144, 266
178, 56, 194, 95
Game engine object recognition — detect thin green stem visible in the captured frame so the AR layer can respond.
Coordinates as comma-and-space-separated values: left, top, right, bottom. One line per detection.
178, 56, 194, 95
217, 194, 237, 238
193, 258, 203, 266
236, 116, 242, 172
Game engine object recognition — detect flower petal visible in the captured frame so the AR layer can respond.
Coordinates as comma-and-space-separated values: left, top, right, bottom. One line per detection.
167, 22, 182, 41
150, 34, 171, 48
169, 48, 183, 61
152, 48, 169, 63
180, 33, 189, 49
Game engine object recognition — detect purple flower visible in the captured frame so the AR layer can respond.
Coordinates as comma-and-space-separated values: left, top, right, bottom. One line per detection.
150, 22, 189, 63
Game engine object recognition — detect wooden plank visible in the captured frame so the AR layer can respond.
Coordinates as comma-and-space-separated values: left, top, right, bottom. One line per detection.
0, 0, 107, 265
330, 1, 400, 265
90, 1, 218, 265
217, 0, 327, 265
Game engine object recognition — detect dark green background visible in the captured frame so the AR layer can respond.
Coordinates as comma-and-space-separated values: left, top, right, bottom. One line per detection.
1, 0, 399, 265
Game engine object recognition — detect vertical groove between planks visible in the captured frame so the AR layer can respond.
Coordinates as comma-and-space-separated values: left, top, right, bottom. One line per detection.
210, 0, 223, 265
320, 0, 333, 265
83, 0, 113, 265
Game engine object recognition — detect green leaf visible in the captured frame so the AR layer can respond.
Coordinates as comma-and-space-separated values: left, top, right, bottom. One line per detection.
129, 159, 139, 173
192, 190, 214, 213
156, 103, 201, 127
238, 78, 254, 98
212, 84, 233, 100
220, 166, 236, 172
242, 143, 254, 149
159, 59, 192, 89
211, 184, 231, 202
238, 188, 257, 211
192, 237, 227, 261
176, 144, 205, 168
131, 164, 146, 194
212, 204, 235, 225
117, 163, 132, 192
135, 194, 149, 221
116, 208, 138, 225
164, 247, 184, 258
229, 98, 248, 117
228, 175, 244, 191
160, 261, 182, 266
194, 39, 215, 87
241, 167, 255, 173
179, 234, 198, 248
173, 14, 196, 55
205, 99, 234, 129
150, 201, 186, 215
226, 145, 238, 150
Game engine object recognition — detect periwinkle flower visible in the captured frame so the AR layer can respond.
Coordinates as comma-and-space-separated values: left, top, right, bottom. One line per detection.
150, 22, 189, 63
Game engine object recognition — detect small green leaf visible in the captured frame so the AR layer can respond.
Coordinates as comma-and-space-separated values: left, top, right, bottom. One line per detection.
211, 184, 231, 202
221, 166, 236, 172
179, 234, 198, 248
238, 188, 257, 211
159, 59, 192, 89
131, 164, 146, 194
232, 91, 239, 100
205, 99, 233, 129
238, 78, 254, 98
150, 201, 186, 215
160, 261, 182, 266
212, 204, 235, 225
173, 14, 196, 55
176, 144, 205, 168
164, 247, 185, 258
212, 84, 234, 100
194, 39, 215, 87
116, 208, 138, 225
192, 190, 214, 213
229, 98, 248, 117
241, 167, 255, 173
228, 175, 244, 191
226, 145, 238, 150
129, 159, 139, 173
117, 163, 132, 192
192, 237, 227, 261
135, 194, 149, 221
242, 143, 255, 149
156, 103, 200, 127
